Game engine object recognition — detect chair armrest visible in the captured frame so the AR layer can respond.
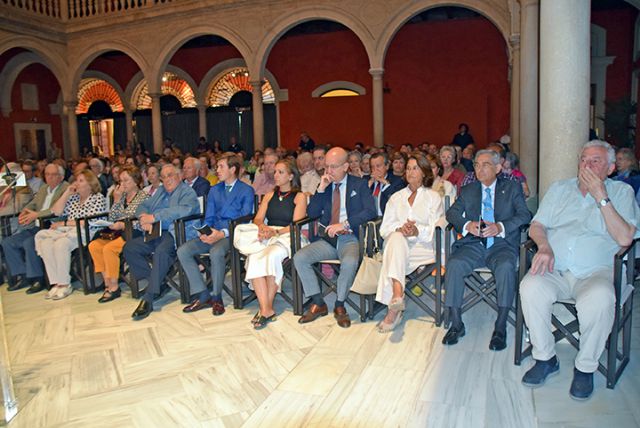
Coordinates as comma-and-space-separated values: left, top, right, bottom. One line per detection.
75, 212, 109, 246
293, 216, 318, 250
173, 213, 205, 246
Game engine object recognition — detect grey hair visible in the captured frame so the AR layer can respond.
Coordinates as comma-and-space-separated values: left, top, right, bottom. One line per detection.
582, 140, 616, 166
474, 149, 501, 166
89, 157, 104, 172
439, 145, 457, 161
162, 163, 182, 176
348, 150, 363, 161
184, 157, 201, 170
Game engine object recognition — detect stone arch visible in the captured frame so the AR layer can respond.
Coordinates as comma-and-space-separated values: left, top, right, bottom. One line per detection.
252, 6, 375, 78
80, 70, 126, 111
149, 26, 253, 95
68, 41, 150, 104
128, 68, 198, 110
165, 65, 199, 105
374, 0, 511, 69
0, 51, 50, 116
0, 37, 66, 92
124, 70, 145, 111
199, 58, 282, 105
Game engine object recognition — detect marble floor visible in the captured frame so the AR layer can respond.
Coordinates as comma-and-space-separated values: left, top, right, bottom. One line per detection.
1, 278, 639, 428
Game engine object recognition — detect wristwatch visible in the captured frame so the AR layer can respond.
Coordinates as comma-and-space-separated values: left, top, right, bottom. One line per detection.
598, 197, 611, 208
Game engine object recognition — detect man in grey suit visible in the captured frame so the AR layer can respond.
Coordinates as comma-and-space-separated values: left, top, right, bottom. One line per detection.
442, 150, 531, 350
1, 163, 68, 293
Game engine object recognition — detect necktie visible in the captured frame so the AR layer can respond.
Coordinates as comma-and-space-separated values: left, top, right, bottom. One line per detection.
482, 187, 494, 248
372, 182, 381, 197
331, 183, 341, 225
225, 185, 232, 193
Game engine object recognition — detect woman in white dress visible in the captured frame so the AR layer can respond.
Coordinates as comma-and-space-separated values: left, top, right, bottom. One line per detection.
242, 159, 307, 329
375, 154, 444, 332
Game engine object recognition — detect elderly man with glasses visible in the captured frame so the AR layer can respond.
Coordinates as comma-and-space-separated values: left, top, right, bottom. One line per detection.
124, 164, 199, 320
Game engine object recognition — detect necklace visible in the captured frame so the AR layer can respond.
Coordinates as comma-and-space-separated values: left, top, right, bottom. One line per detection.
278, 189, 292, 201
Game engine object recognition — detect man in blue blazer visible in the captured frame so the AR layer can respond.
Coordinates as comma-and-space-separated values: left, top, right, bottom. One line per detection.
369, 152, 405, 216
442, 150, 531, 350
183, 157, 211, 198
177, 154, 255, 316
294, 147, 377, 328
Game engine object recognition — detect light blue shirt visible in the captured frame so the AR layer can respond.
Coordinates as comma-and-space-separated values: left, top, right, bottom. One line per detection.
333, 175, 348, 223
533, 177, 640, 278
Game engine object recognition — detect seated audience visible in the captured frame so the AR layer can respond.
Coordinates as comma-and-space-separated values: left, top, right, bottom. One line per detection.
124, 164, 199, 320
88, 166, 149, 303
22, 160, 43, 194
143, 164, 162, 196
440, 145, 465, 191
240, 159, 306, 328
368, 152, 404, 216
183, 157, 210, 198
199, 155, 218, 185
294, 147, 377, 328
89, 157, 109, 195
520, 140, 640, 401
391, 152, 407, 178
177, 154, 254, 315
106, 164, 121, 207
253, 153, 278, 197
298, 152, 320, 195
460, 143, 517, 187
348, 151, 364, 178
361, 153, 372, 177
442, 149, 531, 350
375, 154, 444, 332
460, 144, 475, 172
313, 146, 327, 177
35, 170, 106, 300
503, 152, 530, 198
426, 153, 457, 204
2, 163, 68, 293
299, 132, 315, 152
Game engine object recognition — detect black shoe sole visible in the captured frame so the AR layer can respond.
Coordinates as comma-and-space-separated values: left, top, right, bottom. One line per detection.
132, 311, 152, 320
522, 367, 560, 388
25, 287, 45, 294
442, 328, 466, 345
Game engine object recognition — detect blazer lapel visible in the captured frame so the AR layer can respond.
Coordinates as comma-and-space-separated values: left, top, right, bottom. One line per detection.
345, 175, 353, 216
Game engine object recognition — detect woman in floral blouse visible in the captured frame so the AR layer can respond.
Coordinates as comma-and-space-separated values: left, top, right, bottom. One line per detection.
35, 170, 106, 300
88, 165, 149, 303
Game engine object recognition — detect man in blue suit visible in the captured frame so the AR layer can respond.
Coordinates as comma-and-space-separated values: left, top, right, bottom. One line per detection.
294, 147, 377, 328
177, 154, 255, 316
442, 149, 531, 350
369, 152, 405, 216
183, 157, 211, 198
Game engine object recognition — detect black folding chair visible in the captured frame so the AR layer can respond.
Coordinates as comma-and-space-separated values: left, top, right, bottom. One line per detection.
514, 238, 638, 389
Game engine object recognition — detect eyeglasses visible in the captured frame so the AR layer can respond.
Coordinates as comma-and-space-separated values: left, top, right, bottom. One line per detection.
473, 162, 495, 169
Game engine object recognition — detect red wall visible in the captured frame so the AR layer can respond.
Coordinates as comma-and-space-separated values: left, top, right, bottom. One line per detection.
0, 63, 62, 160
169, 44, 242, 85
88, 54, 141, 92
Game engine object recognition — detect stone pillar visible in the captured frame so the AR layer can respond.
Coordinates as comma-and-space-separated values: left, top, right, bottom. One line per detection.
125, 108, 134, 146
250, 80, 264, 151
539, 0, 590, 197
519, 0, 539, 198
64, 101, 79, 159
509, 35, 521, 155
197, 104, 208, 141
149, 92, 163, 155
370, 68, 384, 148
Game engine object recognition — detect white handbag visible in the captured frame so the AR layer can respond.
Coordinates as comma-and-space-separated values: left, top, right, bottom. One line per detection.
350, 222, 383, 295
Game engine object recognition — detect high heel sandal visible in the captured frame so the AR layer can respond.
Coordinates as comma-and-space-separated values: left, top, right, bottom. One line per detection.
98, 288, 121, 303
253, 313, 277, 330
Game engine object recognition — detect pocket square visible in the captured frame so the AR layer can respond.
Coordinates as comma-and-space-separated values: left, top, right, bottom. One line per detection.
350, 190, 357, 197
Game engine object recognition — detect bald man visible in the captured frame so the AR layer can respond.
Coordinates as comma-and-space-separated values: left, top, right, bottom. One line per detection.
294, 147, 377, 328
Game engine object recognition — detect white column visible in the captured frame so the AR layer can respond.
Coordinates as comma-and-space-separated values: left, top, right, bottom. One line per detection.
250, 80, 264, 151
509, 35, 521, 155
149, 92, 163, 155
539, 0, 590, 197
125, 108, 134, 146
370, 68, 384, 148
520, 0, 539, 198
197, 103, 208, 140
64, 101, 79, 159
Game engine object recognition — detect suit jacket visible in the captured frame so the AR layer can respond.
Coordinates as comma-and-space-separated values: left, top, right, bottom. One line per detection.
370, 173, 405, 216
187, 176, 211, 198
308, 174, 377, 239
24, 182, 69, 218
446, 178, 531, 251
204, 180, 255, 234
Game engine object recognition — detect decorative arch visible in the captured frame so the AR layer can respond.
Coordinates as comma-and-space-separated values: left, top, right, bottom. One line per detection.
76, 78, 124, 114
68, 41, 150, 104
311, 81, 366, 98
207, 67, 275, 107
374, 0, 511, 69
149, 26, 253, 94
81, 70, 126, 109
252, 6, 376, 78
131, 71, 197, 110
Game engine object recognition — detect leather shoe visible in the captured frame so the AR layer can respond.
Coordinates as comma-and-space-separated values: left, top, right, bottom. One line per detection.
131, 300, 153, 320
8, 278, 27, 291
183, 298, 214, 313
489, 330, 507, 351
98, 288, 121, 303
212, 300, 225, 316
25, 281, 45, 294
569, 368, 594, 401
334, 306, 351, 328
442, 323, 466, 345
298, 303, 328, 324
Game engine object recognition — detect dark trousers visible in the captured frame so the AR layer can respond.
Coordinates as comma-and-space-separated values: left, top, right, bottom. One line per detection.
1, 228, 43, 279
123, 233, 176, 301
444, 241, 517, 309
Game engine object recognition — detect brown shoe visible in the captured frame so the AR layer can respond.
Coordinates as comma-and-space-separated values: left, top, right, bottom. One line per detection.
298, 303, 329, 324
212, 300, 225, 316
183, 298, 214, 313
334, 306, 351, 328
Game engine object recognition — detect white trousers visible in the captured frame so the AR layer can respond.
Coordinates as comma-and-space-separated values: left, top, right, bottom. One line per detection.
520, 268, 615, 373
375, 232, 436, 305
244, 242, 289, 292
34, 228, 79, 285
